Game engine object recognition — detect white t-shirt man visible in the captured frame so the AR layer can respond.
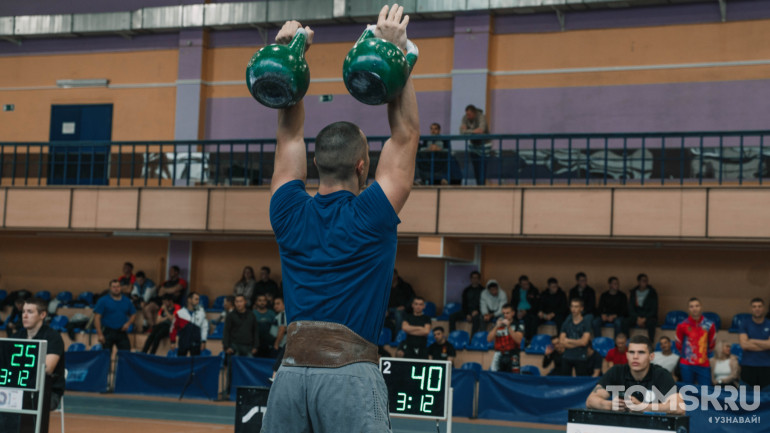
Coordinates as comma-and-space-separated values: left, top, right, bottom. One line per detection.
651, 351, 680, 373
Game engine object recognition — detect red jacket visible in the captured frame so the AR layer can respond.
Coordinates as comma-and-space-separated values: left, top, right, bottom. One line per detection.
676, 316, 716, 367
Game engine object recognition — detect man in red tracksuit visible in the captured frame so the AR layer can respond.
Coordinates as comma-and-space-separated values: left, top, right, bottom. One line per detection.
675, 297, 715, 385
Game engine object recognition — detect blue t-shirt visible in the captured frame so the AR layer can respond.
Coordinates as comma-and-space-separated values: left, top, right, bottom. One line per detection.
270, 180, 400, 344
740, 318, 770, 367
94, 295, 136, 330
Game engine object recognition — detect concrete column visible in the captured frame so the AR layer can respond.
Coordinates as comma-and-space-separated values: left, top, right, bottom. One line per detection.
174, 29, 206, 141
450, 14, 491, 136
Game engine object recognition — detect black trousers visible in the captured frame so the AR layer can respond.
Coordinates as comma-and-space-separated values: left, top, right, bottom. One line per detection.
142, 321, 171, 354
103, 327, 131, 352
561, 358, 589, 376
741, 365, 770, 389
623, 316, 658, 341
448, 310, 483, 334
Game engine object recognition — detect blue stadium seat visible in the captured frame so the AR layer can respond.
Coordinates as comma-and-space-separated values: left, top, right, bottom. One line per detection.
660, 310, 688, 330
592, 337, 615, 358
201, 348, 212, 357
207, 295, 226, 313
198, 295, 210, 310
436, 302, 461, 321
36, 291, 52, 301
0, 290, 6, 303
67, 343, 86, 352
448, 330, 469, 351
378, 328, 392, 346
167, 348, 178, 357
521, 365, 540, 376
91, 343, 103, 351
703, 312, 721, 331
49, 315, 68, 332
423, 301, 437, 318
729, 313, 751, 333
524, 334, 552, 355
426, 330, 436, 347
209, 322, 224, 339
56, 291, 73, 305
390, 330, 407, 347
71, 291, 94, 307
730, 343, 743, 363
460, 362, 482, 376
467, 331, 493, 351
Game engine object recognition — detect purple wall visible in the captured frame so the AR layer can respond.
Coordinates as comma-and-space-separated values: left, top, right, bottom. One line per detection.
490, 79, 770, 134
205, 91, 451, 140
0, 0, 201, 16
167, 239, 191, 281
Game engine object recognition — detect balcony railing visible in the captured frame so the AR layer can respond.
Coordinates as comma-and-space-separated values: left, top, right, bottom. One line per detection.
1, 131, 769, 187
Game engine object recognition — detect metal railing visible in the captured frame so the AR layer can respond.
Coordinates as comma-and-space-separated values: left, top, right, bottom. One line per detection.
1, 131, 769, 187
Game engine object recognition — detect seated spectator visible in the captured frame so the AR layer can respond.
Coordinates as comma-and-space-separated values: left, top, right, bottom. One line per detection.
428, 327, 456, 366
420, 123, 448, 152
4, 296, 27, 336
449, 270, 484, 334
118, 261, 136, 288
158, 265, 188, 305
605, 333, 629, 368
585, 341, 603, 377
711, 341, 740, 388
543, 335, 565, 376
487, 303, 524, 373
253, 294, 276, 357
254, 266, 280, 304
170, 292, 208, 357
510, 275, 539, 342
387, 269, 416, 338
213, 295, 235, 326
651, 336, 680, 377
569, 272, 596, 320
676, 297, 715, 386
397, 297, 431, 359
416, 122, 461, 185
560, 299, 592, 376
593, 276, 628, 338
0, 297, 65, 432
586, 335, 684, 415
481, 280, 507, 324
739, 297, 770, 389
623, 273, 658, 341
538, 277, 568, 331
270, 296, 288, 354
234, 266, 257, 308
131, 271, 157, 332
65, 312, 91, 341
141, 295, 179, 355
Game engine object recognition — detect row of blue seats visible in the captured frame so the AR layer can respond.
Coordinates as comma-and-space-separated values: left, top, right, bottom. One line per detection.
48, 314, 227, 339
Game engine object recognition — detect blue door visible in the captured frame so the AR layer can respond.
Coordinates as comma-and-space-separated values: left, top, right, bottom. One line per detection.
49, 104, 112, 185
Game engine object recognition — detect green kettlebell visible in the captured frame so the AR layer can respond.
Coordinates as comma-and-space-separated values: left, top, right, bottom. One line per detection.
246, 28, 310, 109
343, 25, 419, 105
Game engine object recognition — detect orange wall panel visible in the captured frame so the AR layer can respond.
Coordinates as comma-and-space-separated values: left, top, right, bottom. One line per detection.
70, 189, 139, 230
207, 189, 272, 232
708, 189, 770, 238
399, 189, 438, 234
5, 189, 71, 228
138, 189, 208, 230
522, 189, 611, 236
613, 189, 707, 237
438, 189, 520, 235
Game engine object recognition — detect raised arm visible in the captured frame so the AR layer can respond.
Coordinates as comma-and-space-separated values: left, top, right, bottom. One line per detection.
373, 4, 420, 214
271, 21, 314, 194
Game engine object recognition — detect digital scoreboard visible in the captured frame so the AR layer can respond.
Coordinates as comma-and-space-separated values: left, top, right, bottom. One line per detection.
0, 338, 48, 433
379, 357, 452, 420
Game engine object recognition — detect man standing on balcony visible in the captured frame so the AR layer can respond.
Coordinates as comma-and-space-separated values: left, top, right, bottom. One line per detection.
262, 5, 419, 432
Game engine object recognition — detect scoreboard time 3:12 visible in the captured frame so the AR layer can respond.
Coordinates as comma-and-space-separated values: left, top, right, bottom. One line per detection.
379, 357, 451, 420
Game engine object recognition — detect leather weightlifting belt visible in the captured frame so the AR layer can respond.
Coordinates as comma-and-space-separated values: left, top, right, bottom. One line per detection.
282, 321, 379, 368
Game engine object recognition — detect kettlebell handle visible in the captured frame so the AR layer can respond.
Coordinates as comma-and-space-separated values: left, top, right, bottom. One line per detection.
361, 24, 419, 73
288, 27, 308, 60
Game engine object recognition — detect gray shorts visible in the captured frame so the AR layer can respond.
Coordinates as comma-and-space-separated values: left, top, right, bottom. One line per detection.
261, 362, 391, 433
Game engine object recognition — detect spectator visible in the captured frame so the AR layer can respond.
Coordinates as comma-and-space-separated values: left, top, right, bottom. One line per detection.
481, 279, 507, 324
624, 273, 658, 341
131, 271, 157, 332
398, 297, 431, 359
253, 294, 276, 357
94, 279, 136, 352
739, 297, 770, 389
4, 296, 27, 336
141, 294, 179, 355
585, 341, 603, 377
416, 122, 460, 185
449, 270, 484, 334
170, 292, 209, 357
593, 276, 627, 338
224, 295, 259, 357
560, 298, 591, 376
118, 261, 136, 288
387, 269, 416, 336
427, 326, 456, 366
459, 104, 490, 186
234, 266, 258, 308
605, 333, 629, 368
510, 275, 539, 342
158, 265, 188, 305
586, 335, 684, 415
487, 303, 524, 373
214, 295, 235, 326
270, 296, 288, 353
651, 336, 680, 377
254, 266, 280, 303
569, 272, 596, 319
420, 123, 448, 152
711, 341, 740, 388
675, 297, 715, 385
538, 277, 568, 331
543, 335, 565, 376
0, 297, 65, 432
